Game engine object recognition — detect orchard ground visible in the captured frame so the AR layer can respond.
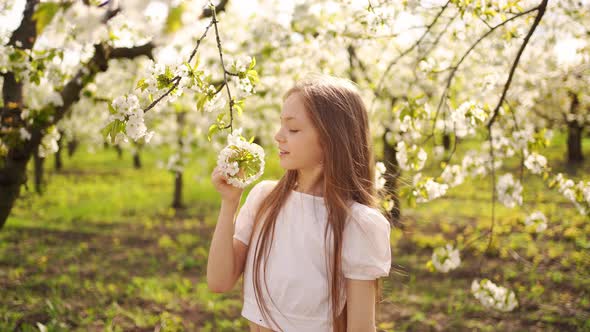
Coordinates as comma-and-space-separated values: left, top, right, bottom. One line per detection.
1, 131, 589, 331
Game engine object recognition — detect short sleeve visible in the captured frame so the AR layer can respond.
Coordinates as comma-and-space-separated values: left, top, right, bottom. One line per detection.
342, 205, 392, 280
233, 180, 275, 246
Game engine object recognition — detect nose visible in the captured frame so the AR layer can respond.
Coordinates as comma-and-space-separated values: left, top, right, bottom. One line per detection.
274, 126, 285, 144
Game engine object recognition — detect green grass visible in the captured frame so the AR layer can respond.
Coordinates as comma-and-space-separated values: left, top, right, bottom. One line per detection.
1, 131, 589, 331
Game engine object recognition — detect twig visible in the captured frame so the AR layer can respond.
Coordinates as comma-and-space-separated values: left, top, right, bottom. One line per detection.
430, 4, 542, 135
211, 4, 234, 132
373, 1, 450, 97
143, 19, 215, 114
486, 0, 549, 128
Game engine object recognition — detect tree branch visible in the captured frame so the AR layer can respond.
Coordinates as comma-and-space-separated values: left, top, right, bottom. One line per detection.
110, 43, 155, 60
486, 0, 549, 128
200, 0, 229, 19
374, 1, 450, 97
429, 4, 542, 136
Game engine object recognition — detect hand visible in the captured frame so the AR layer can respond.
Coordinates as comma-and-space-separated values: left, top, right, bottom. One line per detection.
211, 166, 244, 203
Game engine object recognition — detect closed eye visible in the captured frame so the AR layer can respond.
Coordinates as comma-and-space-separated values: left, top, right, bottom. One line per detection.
289, 130, 299, 133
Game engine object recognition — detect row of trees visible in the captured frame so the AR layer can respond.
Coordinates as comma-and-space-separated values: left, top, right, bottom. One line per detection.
1, 0, 589, 313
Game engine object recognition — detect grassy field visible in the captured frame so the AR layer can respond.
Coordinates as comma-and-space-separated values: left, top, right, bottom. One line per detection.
1, 131, 589, 331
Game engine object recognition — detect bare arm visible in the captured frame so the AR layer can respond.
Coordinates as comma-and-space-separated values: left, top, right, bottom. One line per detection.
346, 278, 377, 332
206, 166, 249, 293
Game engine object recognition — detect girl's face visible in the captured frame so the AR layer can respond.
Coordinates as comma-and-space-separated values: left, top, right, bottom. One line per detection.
274, 92, 324, 171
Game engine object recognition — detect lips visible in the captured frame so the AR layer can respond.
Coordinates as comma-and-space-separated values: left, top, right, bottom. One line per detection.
279, 148, 290, 156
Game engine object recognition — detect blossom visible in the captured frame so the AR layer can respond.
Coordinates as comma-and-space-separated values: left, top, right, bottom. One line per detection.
524, 152, 548, 174
471, 279, 518, 312
38, 126, 61, 158
497, 173, 523, 208
431, 244, 461, 273
19, 128, 31, 141
396, 141, 427, 171
204, 93, 226, 113
524, 211, 548, 233
216, 129, 265, 188
375, 161, 387, 190
441, 164, 464, 187
413, 174, 448, 203
126, 113, 147, 141
447, 101, 487, 137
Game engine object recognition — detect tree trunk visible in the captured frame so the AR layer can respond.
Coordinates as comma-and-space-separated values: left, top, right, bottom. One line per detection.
33, 147, 44, 195
115, 145, 123, 159
567, 92, 584, 164
133, 150, 141, 169
55, 135, 63, 171
383, 129, 402, 228
443, 133, 451, 151
567, 121, 584, 164
172, 112, 186, 209
67, 138, 78, 157
172, 171, 184, 209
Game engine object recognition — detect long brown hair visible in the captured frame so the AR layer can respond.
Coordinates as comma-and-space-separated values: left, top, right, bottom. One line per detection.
250, 74, 384, 332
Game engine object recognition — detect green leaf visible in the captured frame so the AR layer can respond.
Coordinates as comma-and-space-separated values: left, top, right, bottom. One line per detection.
101, 119, 126, 143
33, 2, 61, 35
165, 4, 184, 34
136, 79, 148, 91
207, 124, 219, 142
234, 103, 243, 116
108, 103, 117, 115
196, 93, 208, 111
249, 56, 256, 69
246, 69, 260, 85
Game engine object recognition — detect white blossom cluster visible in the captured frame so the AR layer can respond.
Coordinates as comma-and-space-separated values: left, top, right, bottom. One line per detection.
497, 173, 523, 208
0, 45, 29, 77
228, 55, 257, 96
203, 85, 226, 113
38, 126, 61, 158
447, 101, 488, 138
413, 174, 448, 203
375, 161, 387, 190
461, 150, 502, 178
471, 279, 518, 312
441, 164, 465, 187
552, 173, 590, 215
431, 244, 461, 273
108, 94, 154, 143
216, 129, 265, 188
524, 211, 548, 233
396, 141, 427, 171
524, 152, 548, 174
36, 2, 108, 50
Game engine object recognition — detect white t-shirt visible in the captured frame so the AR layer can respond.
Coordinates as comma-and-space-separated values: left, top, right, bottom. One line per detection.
233, 180, 392, 332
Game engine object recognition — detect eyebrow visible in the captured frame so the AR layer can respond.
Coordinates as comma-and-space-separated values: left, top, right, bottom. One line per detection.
280, 116, 296, 121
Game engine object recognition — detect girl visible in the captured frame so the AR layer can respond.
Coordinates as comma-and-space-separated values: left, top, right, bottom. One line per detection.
207, 74, 392, 332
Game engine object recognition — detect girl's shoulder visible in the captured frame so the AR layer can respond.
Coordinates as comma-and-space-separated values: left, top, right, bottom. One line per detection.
249, 179, 279, 200
346, 201, 390, 228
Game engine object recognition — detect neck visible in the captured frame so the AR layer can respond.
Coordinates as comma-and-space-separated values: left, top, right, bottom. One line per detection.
296, 166, 324, 197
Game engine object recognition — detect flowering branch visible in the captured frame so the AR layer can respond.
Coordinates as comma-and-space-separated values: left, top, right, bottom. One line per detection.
211, 3, 235, 132
142, 19, 215, 114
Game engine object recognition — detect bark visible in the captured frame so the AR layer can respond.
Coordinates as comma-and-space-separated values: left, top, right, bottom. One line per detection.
67, 138, 79, 157
0, 3, 154, 229
567, 122, 584, 164
567, 93, 584, 164
172, 172, 184, 209
443, 133, 451, 150
55, 135, 63, 171
133, 150, 141, 169
33, 148, 44, 195
172, 112, 186, 209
